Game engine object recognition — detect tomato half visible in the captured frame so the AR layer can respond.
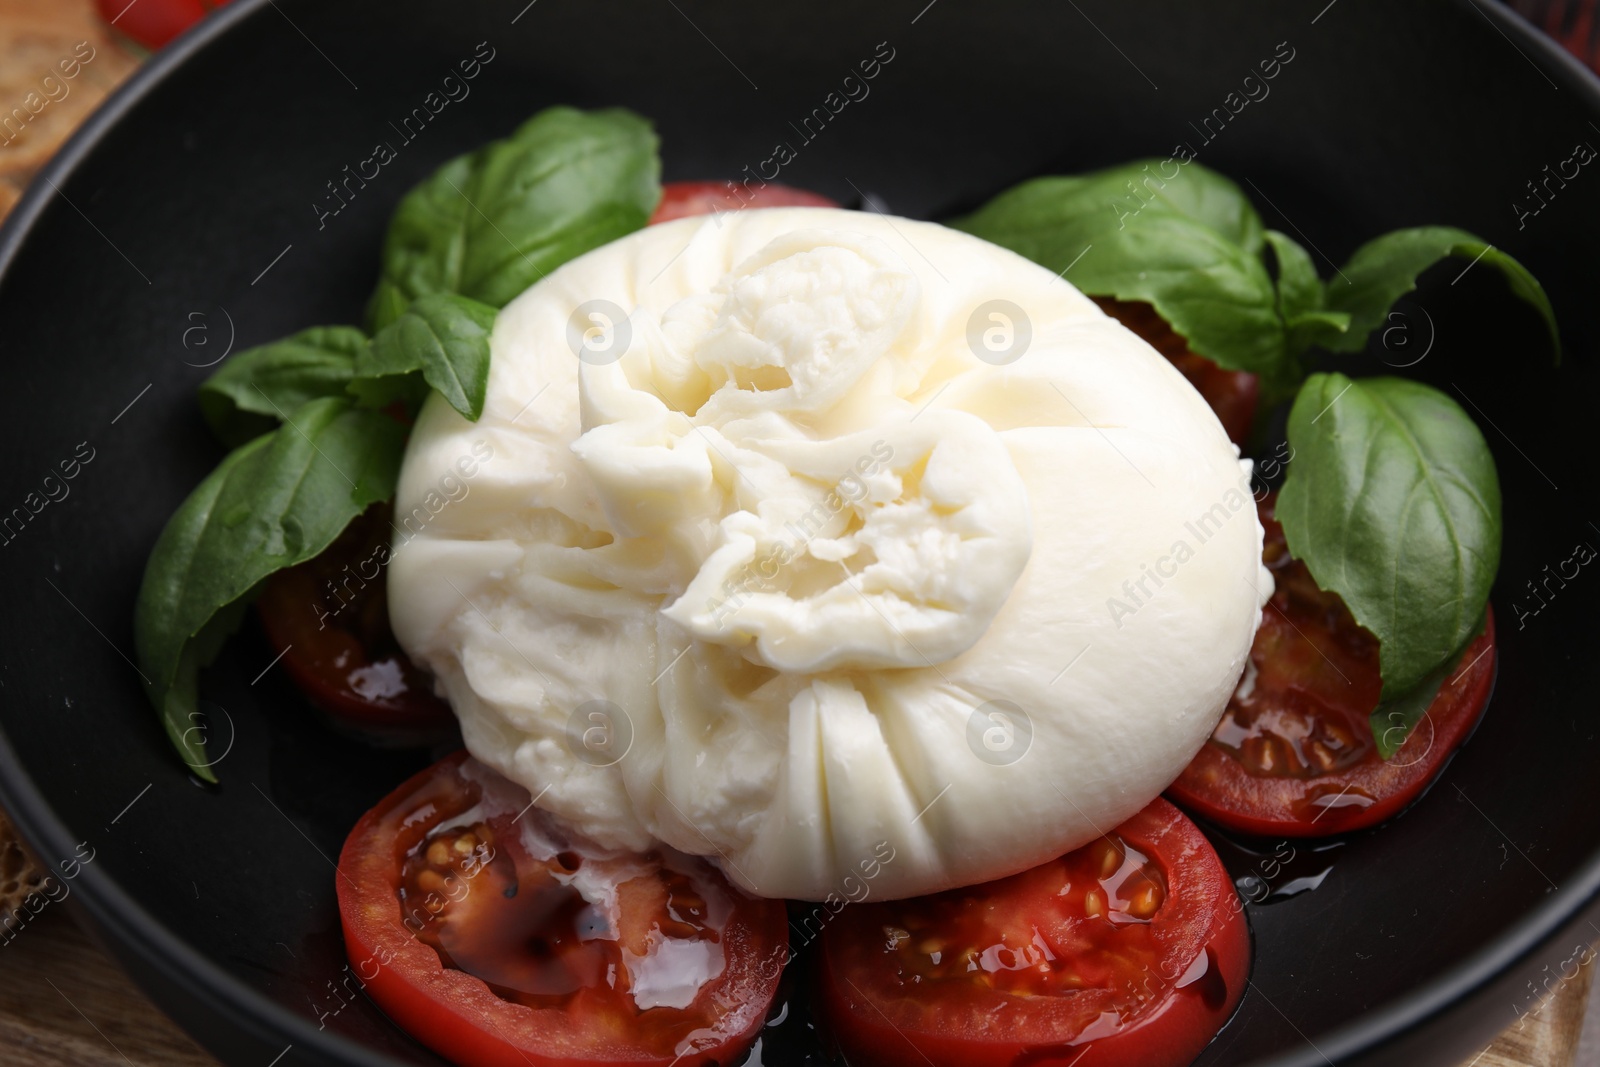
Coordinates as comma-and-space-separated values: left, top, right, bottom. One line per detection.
338, 752, 789, 1067
95, 0, 230, 51
649, 180, 839, 225
1094, 297, 1260, 446
1167, 495, 1497, 837
257, 503, 455, 743
818, 798, 1248, 1067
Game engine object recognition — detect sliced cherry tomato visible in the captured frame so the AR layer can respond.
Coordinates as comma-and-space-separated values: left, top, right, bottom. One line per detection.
257, 503, 455, 743
1094, 297, 1260, 446
1167, 494, 1497, 837
95, 0, 230, 52
818, 798, 1248, 1067
337, 752, 788, 1067
649, 180, 839, 225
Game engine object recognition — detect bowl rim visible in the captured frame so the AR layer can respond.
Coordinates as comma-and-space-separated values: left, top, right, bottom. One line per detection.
2, 2, 1599, 1065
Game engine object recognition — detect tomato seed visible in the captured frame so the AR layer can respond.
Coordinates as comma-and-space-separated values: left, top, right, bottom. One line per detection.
1128, 882, 1163, 919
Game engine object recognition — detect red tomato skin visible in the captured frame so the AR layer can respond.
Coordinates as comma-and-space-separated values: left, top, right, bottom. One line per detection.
818, 961, 1249, 1067
256, 586, 454, 740
1166, 499, 1498, 838
816, 799, 1249, 1067
255, 505, 456, 744
96, 0, 225, 51
1168, 612, 1495, 837
337, 752, 789, 1067
649, 180, 839, 225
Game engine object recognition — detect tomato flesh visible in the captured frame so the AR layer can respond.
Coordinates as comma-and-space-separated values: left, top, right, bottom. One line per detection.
337, 752, 789, 1067
649, 180, 839, 225
1167, 494, 1497, 837
819, 798, 1248, 1067
1094, 297, 1260, 446
256, 503, 455, 742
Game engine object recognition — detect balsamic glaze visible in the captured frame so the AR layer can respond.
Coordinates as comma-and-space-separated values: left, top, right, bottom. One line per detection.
1198, 824, 1345, 905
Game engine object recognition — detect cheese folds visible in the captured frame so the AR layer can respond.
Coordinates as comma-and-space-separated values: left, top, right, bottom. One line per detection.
388, 208, 1270, 902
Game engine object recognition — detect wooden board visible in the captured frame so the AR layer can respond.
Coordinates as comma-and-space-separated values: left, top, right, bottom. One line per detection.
0, 0, 136, 199
0, 2, 1594, 1065
0, 909, 215, 1066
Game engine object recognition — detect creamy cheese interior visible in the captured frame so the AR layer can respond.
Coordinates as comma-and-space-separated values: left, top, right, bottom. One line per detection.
388, 207, 1271, 902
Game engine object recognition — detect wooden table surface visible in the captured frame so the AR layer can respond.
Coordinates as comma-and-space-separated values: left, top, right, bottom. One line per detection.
1, 2, 1597, 1065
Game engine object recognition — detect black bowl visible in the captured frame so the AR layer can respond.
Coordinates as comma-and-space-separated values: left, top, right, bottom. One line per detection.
3, 1, 1599, 1064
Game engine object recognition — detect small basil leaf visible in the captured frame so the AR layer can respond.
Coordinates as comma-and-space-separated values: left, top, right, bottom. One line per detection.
954, 165, 1293, 389
369, 106, 661, 329
198, 327, 369, 445
1265, 229, 1325, 320
363, 293, 497, 421
1285, 309, 1353, 356
367, 283, 414, 337
1278, 373, 1501, 699
1322, 226, 1558, 356
1265, 229, 1351, 361
134, 397, 406, 777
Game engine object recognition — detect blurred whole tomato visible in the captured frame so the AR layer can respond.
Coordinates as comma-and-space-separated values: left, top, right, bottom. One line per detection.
95, 0, 232, 52
1509, 0, 1600, 70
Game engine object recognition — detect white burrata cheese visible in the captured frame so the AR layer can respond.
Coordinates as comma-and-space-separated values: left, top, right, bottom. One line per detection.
388, 207, 1271, 902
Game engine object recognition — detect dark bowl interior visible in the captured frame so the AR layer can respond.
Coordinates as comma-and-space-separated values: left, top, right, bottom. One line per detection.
3, 1, 1600, 1065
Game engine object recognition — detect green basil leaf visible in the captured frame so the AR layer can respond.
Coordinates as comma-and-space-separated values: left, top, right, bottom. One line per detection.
950, 159, 1264, 256
347, 369, 431, 414
953, 163, 1295, 389
967, 160, 1266, 250
1369, 660, 1449, 762
1285, 309, 1354, 357
1368, 617, 1484, 759
1278, 373, 1501, 699
1265, 230, 1323, 320
367, 152, 476, 331
363, 293, 497, 421
369, 106, 661, 329
1322, 226, 1558, 355
198, 327, 369, 445
134, 397, 407, 777
1264, 230, 1351, 359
